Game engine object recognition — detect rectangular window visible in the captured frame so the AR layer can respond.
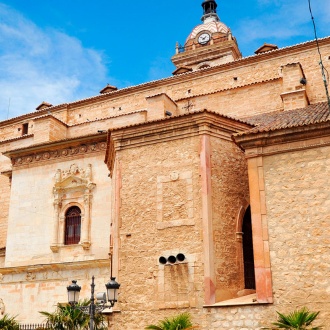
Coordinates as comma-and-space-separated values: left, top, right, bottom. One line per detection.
22, 123, 29, 135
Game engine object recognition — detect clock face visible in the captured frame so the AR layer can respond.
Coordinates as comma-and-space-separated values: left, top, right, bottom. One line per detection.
198, 33, 210, 45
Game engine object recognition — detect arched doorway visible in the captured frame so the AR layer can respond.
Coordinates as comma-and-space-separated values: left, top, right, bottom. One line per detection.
242, 206, 256, 289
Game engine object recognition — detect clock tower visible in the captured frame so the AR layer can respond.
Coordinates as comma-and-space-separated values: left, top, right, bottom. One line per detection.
171, 0, 241, 74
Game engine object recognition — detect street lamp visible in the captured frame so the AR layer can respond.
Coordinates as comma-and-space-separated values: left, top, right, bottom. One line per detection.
67, 275, 120, 330
105, 277, 120, 307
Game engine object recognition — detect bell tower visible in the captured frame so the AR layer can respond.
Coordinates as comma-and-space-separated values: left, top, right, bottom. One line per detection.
201, 0, 219, 23
171, 0, 241, 74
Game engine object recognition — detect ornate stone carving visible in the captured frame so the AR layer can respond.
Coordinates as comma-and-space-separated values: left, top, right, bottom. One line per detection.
26, 272, 36, 281
52, 164, 96, 251
11, 141, 107, 167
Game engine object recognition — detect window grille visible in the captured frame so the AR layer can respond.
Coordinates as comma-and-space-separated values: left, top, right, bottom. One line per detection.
64, 206, 81, 245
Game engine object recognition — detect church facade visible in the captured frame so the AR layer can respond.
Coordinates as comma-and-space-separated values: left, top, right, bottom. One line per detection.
1, 1, 330, 329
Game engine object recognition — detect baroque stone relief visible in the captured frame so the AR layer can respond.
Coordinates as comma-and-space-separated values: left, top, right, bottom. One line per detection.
51, 163, 96, 252
54, 163, 95, 191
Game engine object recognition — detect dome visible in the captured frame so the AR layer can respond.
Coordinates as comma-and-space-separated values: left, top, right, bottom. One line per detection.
186, 21, 230, 44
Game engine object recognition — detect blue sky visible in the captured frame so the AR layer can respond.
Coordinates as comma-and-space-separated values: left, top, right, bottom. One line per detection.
0, 0, 329, 121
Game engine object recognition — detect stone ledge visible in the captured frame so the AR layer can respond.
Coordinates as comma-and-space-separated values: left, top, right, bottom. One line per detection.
0, 259, 110, 275
203, 293, 271, 308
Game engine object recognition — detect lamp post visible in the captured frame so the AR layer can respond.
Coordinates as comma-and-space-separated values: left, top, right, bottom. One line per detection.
67, 275, 120, 330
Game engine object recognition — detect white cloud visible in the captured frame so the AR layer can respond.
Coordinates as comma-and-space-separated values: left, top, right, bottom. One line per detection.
0, 4, 109, 121
235, 0, 329, 55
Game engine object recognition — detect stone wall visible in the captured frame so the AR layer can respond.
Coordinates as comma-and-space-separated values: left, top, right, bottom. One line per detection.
0, 174, 10, 248
113, 135, 205, 328
263, 145, 330, 326
5, 151, 111, 267
0, 37, 330, 330
210, 137, 250, 301
0, 262, 110, 323
61, 42, 330, 124
0, 40, 328, 140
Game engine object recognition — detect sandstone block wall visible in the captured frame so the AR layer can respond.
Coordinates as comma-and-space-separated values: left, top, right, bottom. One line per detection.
263, 145, 330, 326
5, 151, 111, 267
0, 263, 110, 323
0, 42, 329, 150
114, 136, 205, 329
210, 137, 250, 301
0, 175, 10, 248
0, 38, 329, 330
33, 116, 67, 144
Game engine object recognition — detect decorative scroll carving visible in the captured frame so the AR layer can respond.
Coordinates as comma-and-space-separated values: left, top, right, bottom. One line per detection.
11, 141, 107, 167
26, 272, 36, 281
51, 164, 96, 252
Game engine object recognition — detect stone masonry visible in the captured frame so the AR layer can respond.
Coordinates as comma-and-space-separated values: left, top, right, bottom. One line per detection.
0, 6, 330, 329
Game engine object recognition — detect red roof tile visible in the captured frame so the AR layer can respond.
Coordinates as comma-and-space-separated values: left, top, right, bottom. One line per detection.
237, 102, 330, 136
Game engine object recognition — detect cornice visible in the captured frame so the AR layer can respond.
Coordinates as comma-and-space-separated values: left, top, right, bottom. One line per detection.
234, 121, 330, 158
0, 259, 109, 275
0, 104, 68, 127
1, 38, 329, 127
171, 40, 241, 66
105, 110, 252, 176
175, 77, 281, 102
33, 113, 68, 126
111, 110, 251, 144
4, 135, 107, 168
69, 110, 147, 127
0, 134, 34, 145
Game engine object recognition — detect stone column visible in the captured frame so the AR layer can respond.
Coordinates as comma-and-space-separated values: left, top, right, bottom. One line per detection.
81, 190, 91, 249
50, 198, 61, 252
200, 134, 216, 305
247, 156, 273, 303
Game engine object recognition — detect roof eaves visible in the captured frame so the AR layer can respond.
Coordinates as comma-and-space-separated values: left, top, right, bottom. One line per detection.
69, 110, 147, 127
3, 133, 106, 155
174, 77, 281, 102
1, 37, 329, 125
109, 108, 253, 132
0, 134, 34, 145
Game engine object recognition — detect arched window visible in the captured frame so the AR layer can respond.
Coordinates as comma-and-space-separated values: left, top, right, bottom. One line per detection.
242, 206, 256, 289
65, 206, 81, 245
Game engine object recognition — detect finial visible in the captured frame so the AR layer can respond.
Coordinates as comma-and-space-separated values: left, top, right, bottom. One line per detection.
201, 0, 220, 23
